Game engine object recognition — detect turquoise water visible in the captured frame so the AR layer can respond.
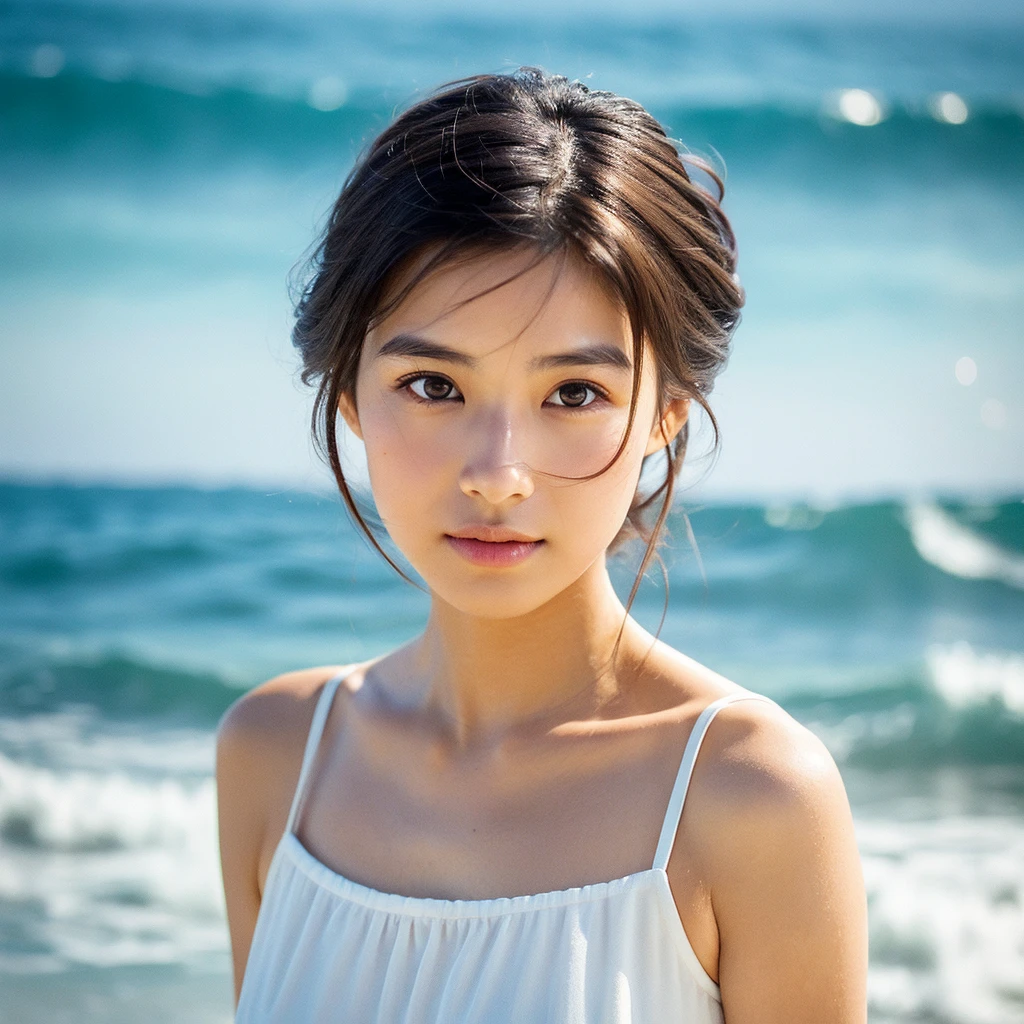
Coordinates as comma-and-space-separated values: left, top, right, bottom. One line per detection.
1, 483, 1023, 1021
2, 1, 1024, 1020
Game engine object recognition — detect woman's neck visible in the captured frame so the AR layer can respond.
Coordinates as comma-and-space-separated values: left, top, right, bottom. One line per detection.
403, 556, 646, 746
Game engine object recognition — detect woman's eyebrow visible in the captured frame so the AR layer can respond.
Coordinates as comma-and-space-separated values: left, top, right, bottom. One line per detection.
529, 344, 632, 371
375, 334, 473, 365
375, 333, 631, 371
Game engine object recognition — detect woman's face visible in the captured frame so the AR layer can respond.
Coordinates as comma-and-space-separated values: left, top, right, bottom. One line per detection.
342, 248, 685, 620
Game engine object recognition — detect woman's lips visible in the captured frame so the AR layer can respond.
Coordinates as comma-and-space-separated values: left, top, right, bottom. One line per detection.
444, 535, 544, 567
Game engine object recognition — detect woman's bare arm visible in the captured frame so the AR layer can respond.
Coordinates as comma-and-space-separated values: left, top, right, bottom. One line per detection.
216, 699, 267, 1004
701, 705, 869, 1023
215, 669, 338, 1005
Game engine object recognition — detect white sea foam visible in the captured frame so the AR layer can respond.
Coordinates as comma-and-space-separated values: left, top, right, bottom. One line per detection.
859, 815, 1024, 1024
806, 702, 918, 763
0, 751, 215, 852
905, 502, 1024, 590
0, 748, 225, 971
0, 710, 215, 775
927, 642, 1024, 716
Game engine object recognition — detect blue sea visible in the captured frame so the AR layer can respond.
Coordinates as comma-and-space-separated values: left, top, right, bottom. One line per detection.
1, 0, 1024, 1021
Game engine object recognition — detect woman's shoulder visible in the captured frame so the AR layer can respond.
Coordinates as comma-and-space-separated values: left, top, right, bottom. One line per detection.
215, 663, 371, 890
691, 694, 846, 840
215, 664, 370, 831
647, 639, 850, 852
217, 665, 351, 761
647, 639, 837, 791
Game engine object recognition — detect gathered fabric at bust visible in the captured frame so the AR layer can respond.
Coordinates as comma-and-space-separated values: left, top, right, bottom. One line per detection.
235, 671, 775, 1023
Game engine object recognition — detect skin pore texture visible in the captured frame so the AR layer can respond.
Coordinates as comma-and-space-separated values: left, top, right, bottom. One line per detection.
217, 249, 869, 1021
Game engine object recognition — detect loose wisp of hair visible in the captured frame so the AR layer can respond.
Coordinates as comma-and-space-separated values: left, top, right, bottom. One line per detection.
292, 67, 743, 619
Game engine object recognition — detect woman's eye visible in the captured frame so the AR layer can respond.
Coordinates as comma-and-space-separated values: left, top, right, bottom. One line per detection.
548, 382, 600, 408
407, 375, 460, 402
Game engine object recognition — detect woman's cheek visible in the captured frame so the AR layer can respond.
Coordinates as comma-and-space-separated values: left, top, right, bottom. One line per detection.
363, 410, 452, 510
365, 394, 443, 458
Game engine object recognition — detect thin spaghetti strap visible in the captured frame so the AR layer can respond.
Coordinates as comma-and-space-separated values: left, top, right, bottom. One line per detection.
652, 691, 777, 871
284, 668, 352, 837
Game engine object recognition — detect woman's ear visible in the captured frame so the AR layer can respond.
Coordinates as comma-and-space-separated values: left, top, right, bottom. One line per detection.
337, 391, 363, 440
644, 397, 690, 456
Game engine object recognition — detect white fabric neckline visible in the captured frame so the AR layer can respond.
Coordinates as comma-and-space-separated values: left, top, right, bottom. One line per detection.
282, 829, 663, 916
273, 828, 724, 1001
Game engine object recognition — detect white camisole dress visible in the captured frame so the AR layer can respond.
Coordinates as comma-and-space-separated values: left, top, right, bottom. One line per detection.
235, 670, 776, 1022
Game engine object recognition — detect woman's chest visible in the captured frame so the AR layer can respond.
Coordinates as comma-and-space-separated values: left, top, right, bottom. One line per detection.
297, 718, 671, 897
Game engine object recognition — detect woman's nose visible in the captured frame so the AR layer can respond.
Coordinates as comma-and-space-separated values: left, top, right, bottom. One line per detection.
457, 408, 535, 506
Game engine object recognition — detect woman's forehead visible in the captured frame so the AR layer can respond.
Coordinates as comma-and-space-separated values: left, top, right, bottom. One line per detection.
365, 246, 638, 368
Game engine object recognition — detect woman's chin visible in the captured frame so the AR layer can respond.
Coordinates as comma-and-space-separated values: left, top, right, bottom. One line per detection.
424, 575, 576, 623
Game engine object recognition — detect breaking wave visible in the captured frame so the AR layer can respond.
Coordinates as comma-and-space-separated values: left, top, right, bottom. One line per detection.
906, 502, 1024, 590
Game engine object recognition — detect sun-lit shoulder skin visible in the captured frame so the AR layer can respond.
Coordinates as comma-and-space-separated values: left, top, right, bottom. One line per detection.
675, 699, 868, 1024
215, 666, 348, 1002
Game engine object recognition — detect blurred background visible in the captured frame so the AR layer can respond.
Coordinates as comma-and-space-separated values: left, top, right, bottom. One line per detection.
0, 0, 1022, 1020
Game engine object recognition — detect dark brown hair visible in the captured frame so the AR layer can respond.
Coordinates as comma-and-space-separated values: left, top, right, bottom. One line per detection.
293, 67, 742, 611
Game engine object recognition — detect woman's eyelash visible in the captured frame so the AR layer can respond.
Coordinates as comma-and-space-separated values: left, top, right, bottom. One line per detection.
394, 373, 463, 402
393, 374, 609, 408
547, 381, 610, 410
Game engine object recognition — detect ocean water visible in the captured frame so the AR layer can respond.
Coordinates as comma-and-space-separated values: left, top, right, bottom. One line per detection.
2, 0, 1024, 1021
1, 483, 1023, 1022
1, 0, 1022, 493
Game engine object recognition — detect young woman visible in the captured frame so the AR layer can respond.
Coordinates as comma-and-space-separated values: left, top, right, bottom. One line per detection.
216, 68, 868, 1022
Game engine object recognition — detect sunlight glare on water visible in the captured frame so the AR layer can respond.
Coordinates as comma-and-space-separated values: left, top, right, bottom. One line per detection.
955, 356, 978, 386
931, 91, 970, 125
836, 88, 885, 126
307, 76, 348, 112
30, 44, 65, 78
